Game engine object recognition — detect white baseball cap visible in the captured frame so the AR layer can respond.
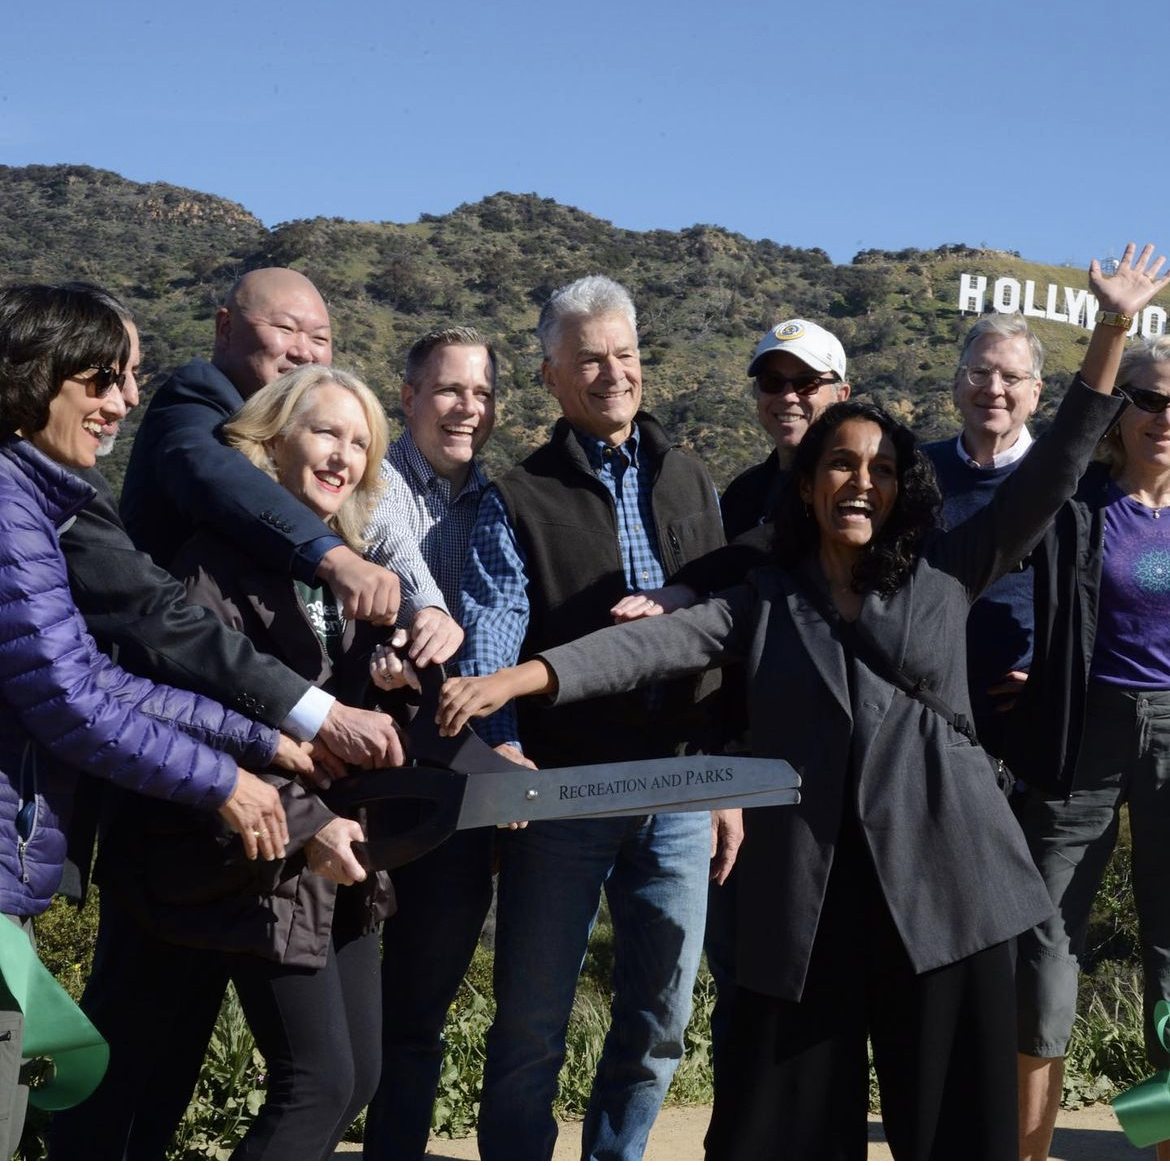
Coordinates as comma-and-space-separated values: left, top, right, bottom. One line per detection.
748, 319, 847, 381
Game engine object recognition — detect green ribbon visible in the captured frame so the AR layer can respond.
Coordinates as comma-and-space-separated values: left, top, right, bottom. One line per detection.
1114, 999, 1170, 1148
0, 915, 108, 1110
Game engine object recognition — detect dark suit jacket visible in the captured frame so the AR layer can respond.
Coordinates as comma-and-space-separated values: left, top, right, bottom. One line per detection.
720, 449, 783, 541
64, 467, 308, 724
119, 357, 343, 581
59, 467, 312, 898
541, 378, 1120, 1001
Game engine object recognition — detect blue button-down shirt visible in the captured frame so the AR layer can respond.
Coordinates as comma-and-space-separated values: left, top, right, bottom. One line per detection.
364, 430, 489, 620
459, 424, 665, 747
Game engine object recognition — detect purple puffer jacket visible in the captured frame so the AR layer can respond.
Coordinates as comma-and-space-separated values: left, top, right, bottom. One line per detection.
0, 438, 279, 916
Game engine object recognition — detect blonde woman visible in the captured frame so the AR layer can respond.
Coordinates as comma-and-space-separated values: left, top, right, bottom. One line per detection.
100, 364, 398, 1160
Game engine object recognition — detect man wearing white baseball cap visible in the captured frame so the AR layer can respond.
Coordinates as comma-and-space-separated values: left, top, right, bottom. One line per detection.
612, 318, 850, 1122
722, 318, 851, 538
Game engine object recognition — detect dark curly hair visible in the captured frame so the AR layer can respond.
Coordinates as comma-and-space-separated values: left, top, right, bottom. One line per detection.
773, 400, 941, 597
0, 282, 130, 441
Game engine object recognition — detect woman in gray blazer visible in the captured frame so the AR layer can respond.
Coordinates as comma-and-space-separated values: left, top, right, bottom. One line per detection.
438, 245, 1167, 1159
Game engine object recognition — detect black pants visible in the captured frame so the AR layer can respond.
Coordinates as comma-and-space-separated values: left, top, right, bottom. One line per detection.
232, 925, 381, 1160
362, 822, 494, 1160
49, 898, 381, 1161
706, 815, 1018, 1161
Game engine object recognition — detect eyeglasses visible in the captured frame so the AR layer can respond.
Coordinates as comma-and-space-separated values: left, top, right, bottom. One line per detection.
959, 366, 1034, 389
1118, 385, 1170, 414
69, 366, 127, 397
756, 372, 840, 396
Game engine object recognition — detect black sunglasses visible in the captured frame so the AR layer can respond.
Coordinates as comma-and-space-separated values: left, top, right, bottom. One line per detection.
68, 366, 127, 397
1118, 385, 1170, 414
756, 372, 840, 397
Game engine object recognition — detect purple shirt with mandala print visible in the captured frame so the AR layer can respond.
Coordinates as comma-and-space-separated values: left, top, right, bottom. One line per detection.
1090, 478, 1170, 687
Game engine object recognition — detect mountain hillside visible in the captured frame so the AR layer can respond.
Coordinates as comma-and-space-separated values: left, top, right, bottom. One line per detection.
0, 165, 1148, 491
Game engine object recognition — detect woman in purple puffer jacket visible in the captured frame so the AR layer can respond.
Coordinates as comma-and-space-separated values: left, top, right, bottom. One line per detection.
0, 283, 301, 1153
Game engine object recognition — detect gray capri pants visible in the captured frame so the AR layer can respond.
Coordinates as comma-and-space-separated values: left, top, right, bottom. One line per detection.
1016, 682, 1170, 1065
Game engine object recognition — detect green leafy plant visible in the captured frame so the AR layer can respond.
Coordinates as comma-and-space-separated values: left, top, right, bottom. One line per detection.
20, 816, 1156, 1157
1063, 964, 1146, 1109
170, 987, 265, 1161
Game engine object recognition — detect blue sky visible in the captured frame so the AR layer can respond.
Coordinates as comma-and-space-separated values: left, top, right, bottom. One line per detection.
3, 0, 1166, 267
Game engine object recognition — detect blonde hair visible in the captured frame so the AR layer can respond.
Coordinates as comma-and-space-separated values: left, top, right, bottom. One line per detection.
223, 364, 388, 549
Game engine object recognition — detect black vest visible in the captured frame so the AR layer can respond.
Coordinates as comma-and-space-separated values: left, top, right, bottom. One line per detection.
494, 413, 725, 768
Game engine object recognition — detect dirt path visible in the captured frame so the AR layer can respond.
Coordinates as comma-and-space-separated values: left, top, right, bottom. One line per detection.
334, 1102, 1145, 1160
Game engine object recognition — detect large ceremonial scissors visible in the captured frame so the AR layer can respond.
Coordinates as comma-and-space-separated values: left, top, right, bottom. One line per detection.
323, 667, 801, 870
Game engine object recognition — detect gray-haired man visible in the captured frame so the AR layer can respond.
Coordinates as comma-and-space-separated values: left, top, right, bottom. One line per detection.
457, 275, 728, 1160
922, 312, 1044, 760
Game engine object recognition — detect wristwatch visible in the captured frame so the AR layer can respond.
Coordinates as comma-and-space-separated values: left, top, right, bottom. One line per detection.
1095, 309, 1134, 329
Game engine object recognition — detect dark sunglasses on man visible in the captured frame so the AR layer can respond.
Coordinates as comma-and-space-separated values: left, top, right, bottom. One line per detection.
1118, 384, 1170, 414
756, 371, 840, 397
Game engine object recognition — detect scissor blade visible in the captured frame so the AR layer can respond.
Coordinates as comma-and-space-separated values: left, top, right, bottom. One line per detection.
454, 755, 800, 829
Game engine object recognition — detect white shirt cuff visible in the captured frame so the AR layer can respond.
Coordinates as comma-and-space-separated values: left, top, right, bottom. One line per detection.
281, 687, 336, 741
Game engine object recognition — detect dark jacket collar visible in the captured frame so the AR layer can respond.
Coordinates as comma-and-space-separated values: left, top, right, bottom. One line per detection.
177, 356, 244, 401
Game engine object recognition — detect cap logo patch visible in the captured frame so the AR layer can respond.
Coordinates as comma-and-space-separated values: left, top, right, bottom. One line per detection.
775, 323, 805, 340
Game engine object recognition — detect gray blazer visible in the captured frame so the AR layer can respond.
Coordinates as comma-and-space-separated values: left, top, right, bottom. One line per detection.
542, 379, 1121, 1002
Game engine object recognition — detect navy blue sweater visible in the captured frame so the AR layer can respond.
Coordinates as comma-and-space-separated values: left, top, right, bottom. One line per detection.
922, 437, 1034, 756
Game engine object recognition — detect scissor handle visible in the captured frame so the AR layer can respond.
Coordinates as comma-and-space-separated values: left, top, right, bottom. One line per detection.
321, 766, 467, 871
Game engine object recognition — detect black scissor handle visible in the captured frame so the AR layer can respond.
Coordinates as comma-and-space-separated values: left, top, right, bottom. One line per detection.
321, 765, 467, 871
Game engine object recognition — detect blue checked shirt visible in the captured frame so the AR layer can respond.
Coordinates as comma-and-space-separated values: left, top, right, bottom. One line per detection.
459, 424, 665, 747
364, 430, 489, 619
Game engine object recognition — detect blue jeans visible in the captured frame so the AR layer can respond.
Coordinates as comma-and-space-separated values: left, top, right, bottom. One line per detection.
477, 812, 709, 1161
362, 825, 494, 1160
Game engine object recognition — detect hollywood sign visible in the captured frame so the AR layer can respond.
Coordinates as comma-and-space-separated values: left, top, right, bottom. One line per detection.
958, 274, 1167, 337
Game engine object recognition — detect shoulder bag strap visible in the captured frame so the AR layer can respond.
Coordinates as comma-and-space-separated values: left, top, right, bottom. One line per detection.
795, 568, 980, 748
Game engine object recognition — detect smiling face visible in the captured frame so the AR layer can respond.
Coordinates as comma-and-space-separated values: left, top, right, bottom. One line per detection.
952, 333, 1042, 463
543, 311, 642, 444
213, 270, 332, 398
403, 342, 495, 489
1116, 360, 1170, 481
30, 365, 128, 468
268, 381, 370, 521
800, 417, 899, 569
754, 349, 850, 463
96, 319, 140, 456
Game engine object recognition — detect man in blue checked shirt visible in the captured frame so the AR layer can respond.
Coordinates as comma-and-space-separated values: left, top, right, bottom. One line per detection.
361, 326, 497, 1160
457, 275, 733, 1161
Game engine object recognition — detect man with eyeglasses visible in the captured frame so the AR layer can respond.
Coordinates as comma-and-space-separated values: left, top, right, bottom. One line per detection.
921, 312, 1044, 760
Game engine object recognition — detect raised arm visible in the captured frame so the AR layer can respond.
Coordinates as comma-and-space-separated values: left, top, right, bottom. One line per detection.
938, 242, 1168, 598
364, 467, 449, 619
439, 660, 555, 737
1079, 242, 1169, 392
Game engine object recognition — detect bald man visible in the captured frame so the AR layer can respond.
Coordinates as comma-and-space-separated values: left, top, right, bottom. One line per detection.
121, 268, 400, 624
49, 286, 407, 1161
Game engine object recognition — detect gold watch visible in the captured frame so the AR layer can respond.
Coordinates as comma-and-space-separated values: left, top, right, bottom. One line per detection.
1095, 309, 1134, 329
